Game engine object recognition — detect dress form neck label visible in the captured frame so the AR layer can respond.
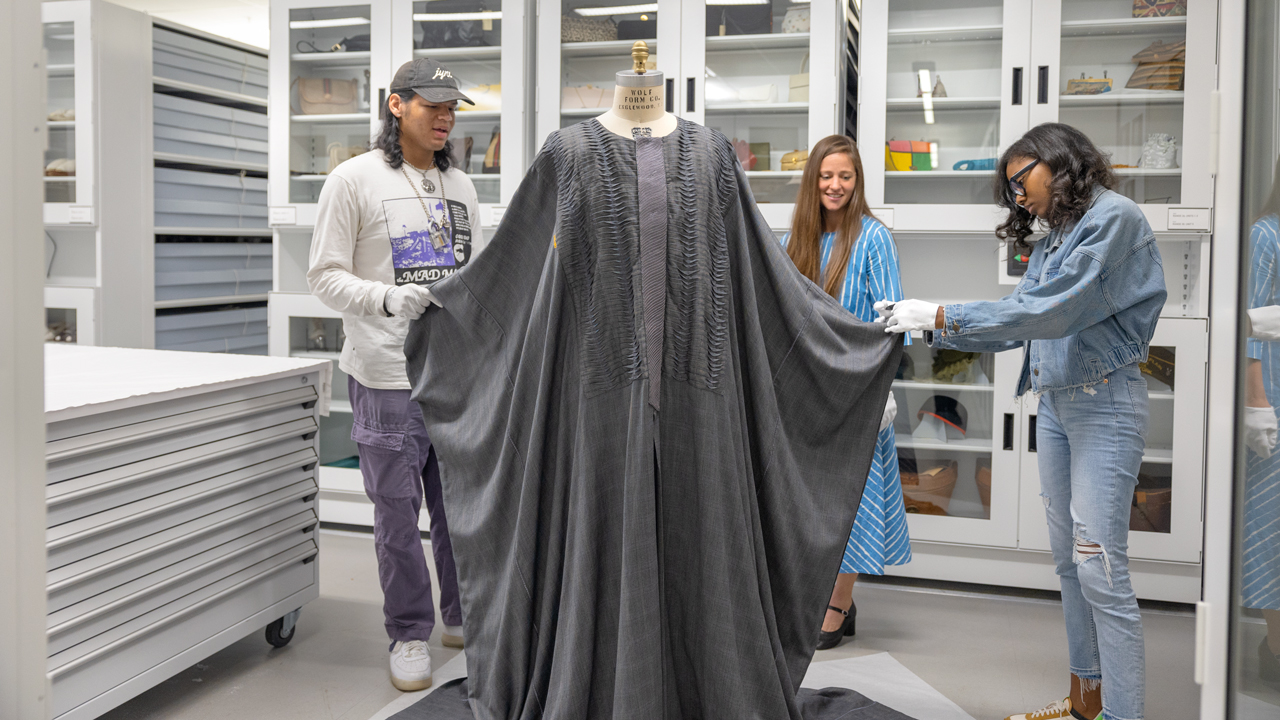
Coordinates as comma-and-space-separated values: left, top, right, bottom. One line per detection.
631, 127, 653, 139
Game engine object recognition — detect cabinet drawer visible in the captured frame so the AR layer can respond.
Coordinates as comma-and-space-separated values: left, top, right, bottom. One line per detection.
153, 93, 267, 142
154, 124, 269, 167
153, 27, 268, 99
49, 506, 316, 614
155, 241, 272, 302
155, 306, 269, 355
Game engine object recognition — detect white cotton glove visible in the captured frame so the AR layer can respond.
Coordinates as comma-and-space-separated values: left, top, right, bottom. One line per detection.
879, 393, 898, 432
384, 284, 438, 320
1245, 406, 1279, 459
873, 300, 895, 323
883, 299, 941, 335
1248, 306, 1280, 342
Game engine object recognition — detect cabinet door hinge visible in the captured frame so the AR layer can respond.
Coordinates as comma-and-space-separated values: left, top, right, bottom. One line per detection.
1194, 601, 1210, 685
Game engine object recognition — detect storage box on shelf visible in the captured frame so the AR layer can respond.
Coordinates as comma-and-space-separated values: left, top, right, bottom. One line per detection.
862, 0, 1215, 235
42, 0, 154, 349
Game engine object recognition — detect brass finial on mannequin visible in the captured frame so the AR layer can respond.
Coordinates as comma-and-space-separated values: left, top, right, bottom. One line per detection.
632, 41, 649, 75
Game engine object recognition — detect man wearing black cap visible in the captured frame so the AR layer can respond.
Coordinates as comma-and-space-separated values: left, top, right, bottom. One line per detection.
307, 58, 481, 692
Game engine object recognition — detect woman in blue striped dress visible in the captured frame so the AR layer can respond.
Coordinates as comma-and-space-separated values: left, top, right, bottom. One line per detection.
781, 135, 912, 650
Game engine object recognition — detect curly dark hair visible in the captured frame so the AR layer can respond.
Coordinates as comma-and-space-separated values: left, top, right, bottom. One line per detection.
995, 123, 1116, 252
372, 91, 453, 172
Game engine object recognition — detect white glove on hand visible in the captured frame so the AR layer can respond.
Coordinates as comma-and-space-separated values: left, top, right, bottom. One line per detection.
884, 299, 941, 334
873, 300, 895, 323
1245, 406, 1279, 459
879, 393, 898, 432
1249, 306, 1280, 342
384, 284, 438, 320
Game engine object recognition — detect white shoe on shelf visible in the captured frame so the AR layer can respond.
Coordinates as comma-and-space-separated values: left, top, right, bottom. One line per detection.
441, 624, 464, 649
389, 640, 432, 692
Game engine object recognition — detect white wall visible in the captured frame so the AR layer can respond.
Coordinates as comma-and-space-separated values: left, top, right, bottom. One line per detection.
109, 0, 269, 50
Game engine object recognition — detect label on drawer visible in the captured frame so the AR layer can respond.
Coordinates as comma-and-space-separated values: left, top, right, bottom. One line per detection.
488, 205, 507, 226
871, 208, 894, 229
1168, 208, 1211, 231
269, 206, 298, 226
68, 206, 93, 224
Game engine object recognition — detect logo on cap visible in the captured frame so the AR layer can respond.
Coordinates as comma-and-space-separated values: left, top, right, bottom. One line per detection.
433, 69, 453, 80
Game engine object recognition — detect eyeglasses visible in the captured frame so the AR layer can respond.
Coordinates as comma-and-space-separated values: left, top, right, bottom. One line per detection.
1008, 159, 1040, 197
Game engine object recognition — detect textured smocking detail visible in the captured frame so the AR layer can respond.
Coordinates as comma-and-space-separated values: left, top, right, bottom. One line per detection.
662, 121, 731, 395
549, 122, 644, 397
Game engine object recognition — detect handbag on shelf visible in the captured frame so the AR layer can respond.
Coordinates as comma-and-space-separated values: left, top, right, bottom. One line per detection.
561, 15, 617, 43
295, 77, 360, 114
1064, 73, 1114, 95
327, 142, 367, 173
737, 83, 777, 103
483, 127, 501, 174
780, 149, 808, 172
561, 84, 611, 110
749, 142, 771, 171
460, 84, 501, 112
781, 6, 810, 33
1127, 39, 1186, 90
448, 136, 475, 174
885, 140, 913, 171
417, 0, 490, 48
789, 53, 810, 103
1131, 0, 1187, 17
952, 158, 996, 171
617, 18, 657, 40
705, 5, 772, 36
733, 138, 757, 171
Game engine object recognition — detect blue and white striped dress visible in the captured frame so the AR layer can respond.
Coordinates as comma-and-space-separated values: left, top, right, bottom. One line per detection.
1245, 213, 1280, 610
783, 218, 913, 575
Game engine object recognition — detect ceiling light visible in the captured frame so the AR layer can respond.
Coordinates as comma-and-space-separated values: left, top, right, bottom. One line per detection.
289, 17, 370, 29
414, 11, 501, 21
574, 4, 657, 16
707, 0, 769, 4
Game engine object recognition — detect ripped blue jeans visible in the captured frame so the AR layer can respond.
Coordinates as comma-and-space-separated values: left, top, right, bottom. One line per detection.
1036, 363, 1147, 720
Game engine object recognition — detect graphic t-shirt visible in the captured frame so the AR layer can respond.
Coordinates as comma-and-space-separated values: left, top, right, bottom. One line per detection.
307, 150, 484, 389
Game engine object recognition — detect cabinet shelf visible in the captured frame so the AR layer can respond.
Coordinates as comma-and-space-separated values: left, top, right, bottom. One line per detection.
1059, 92, 1184, 107
290, 112, 372, 124
467, 173, 500, 182
705, 101, 808, 115
1114, 168, 1182, 177
154, 293, 269, 310
290, 50, 370, 66
291, 349, 341, 361
886, 170, 996, 178
44, 176, 76, 183
887, 96, 1001, 111
744, 171, 802, 178
454, 110, 502, 121
47, 120, 76, 129
893, 380, 995, 392
291, 174, 330, 182
887, 24, 1002, 44
155, 227, 273, 237
1060, 16, 1187, 38
330, 400, 353, 415
562, 39, 659, 59
153, 76, 268, 109
561, 107, 606, 117
1142, 448, 1174, 464
896, 437, 994, 453
705, 32, 810, 52
47, 63, 75, 77
154, 151, 268, 173
413, 45, 502, 60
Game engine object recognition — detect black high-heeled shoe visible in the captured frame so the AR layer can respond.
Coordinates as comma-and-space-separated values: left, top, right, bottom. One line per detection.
816, 601, 857, 650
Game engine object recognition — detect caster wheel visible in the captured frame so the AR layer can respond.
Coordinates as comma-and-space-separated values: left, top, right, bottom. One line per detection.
265, 608, 301, 648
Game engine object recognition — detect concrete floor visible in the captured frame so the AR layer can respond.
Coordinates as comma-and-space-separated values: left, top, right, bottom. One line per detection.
98, 529, 1202, 720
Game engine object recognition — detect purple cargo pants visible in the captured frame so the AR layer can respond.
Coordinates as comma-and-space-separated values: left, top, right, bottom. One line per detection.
349, 376, 462, 643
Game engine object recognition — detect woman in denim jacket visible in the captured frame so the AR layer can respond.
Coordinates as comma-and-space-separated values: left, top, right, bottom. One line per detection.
880, 123, 1166, 720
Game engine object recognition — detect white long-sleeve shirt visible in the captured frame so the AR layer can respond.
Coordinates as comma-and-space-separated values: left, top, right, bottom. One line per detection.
307, 150, 484, 389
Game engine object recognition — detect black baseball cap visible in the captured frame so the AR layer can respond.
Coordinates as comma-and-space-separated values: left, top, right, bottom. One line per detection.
390, 58, 474, 105
917, 396, 968, 438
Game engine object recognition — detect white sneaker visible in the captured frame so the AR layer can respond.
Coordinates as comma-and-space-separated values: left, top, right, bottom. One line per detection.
441, 624, 464, 649
389, 640, 432, 692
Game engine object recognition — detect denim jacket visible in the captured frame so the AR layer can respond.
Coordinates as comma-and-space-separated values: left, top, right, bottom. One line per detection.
929, 186, 1166, 396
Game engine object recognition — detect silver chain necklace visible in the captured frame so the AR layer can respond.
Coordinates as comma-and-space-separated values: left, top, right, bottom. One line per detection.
399, 162, 451, 252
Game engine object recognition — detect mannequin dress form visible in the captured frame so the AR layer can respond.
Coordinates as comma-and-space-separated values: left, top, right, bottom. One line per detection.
597, 41, 677, 139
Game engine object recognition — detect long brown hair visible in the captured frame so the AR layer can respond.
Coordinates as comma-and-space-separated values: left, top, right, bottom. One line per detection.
787, 135, 877, 298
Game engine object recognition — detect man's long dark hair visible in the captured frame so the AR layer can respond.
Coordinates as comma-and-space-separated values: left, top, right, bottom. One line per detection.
373, 91, 453, 172
995, 123, 1116, 252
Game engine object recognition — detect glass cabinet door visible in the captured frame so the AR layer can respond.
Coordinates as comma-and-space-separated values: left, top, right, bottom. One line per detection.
554, 0, 665, 133
44, 19, 77, 205
287, 314, 360, 472
285, 4, 376, 205
1016, 317, 1206, 563
410, 0, 503, 204
892, 338, 1023, 548
699, 0, 813, 204
1049, 1, 1188, 207
880, 0, 1018, 206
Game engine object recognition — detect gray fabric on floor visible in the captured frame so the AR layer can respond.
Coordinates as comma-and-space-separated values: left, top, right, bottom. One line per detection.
404, 117, 902, 719
390, 680, 916, 720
